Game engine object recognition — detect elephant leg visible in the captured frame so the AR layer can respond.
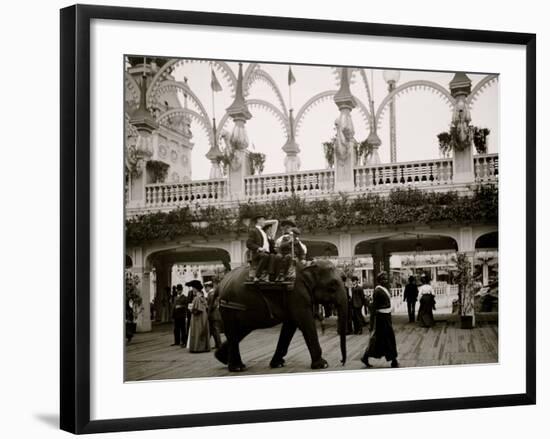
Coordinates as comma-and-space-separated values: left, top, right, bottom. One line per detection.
297, 312, 327, 369
214, 340, 229, 365
270, 320, 297, 368
227, 327, 252, 372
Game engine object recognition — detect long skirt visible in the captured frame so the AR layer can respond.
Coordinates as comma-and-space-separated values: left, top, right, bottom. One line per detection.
417, 295, 436, 328
188, 311, 211, 353
364, 313, 398, 361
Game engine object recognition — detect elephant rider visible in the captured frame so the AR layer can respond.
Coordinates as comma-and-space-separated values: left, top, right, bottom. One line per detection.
274, 220, 307, 281
246, 214, 274, 282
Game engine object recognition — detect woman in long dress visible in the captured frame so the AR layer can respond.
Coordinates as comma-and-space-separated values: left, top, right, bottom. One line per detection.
417, 274, 436, 328
360, 271, 399, 368
185, 280, 211, 353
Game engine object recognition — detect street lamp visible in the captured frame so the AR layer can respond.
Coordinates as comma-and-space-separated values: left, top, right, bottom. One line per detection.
383, 70, 401, 163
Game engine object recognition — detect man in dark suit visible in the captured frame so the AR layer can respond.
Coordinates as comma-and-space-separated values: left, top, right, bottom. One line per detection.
351, 276, 366, 334
246, 214, 271, 282
171, 284, 188, 347
403, 275, 419, 323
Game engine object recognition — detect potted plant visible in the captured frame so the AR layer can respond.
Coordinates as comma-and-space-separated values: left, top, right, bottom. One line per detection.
146, 160, 170, 183
322, 139, 335, 168
248, 152, 266, 175
455, 252, 475, 329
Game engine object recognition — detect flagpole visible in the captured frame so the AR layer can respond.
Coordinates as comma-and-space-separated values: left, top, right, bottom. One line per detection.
211, 66, 217, 146
289, 81, 293, 110
288, 65, 293, 110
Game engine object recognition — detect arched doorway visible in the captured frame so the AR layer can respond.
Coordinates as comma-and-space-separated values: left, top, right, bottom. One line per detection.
147, 246, 231, 322
354, 233, 459, 314
475, 232, 498, 286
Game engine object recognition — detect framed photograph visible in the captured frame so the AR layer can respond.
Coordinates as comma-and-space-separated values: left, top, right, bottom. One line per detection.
60, 4, 536, 434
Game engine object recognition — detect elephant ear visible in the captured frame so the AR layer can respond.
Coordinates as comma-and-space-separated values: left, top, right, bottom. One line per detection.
299, 264, 318, 292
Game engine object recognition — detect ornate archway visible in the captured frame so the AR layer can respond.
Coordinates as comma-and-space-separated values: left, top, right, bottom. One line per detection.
374, 80, 456, 130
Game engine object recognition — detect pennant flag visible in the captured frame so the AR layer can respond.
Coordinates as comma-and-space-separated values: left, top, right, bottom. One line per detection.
211, 69, 223, 92
288, 66, 296, 86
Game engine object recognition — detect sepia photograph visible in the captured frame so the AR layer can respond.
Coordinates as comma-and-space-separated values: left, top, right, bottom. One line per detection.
123, 56, 499, 381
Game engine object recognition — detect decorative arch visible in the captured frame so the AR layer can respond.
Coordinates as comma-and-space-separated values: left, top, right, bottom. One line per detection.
246, 99, 290, 137
245, 67, 288, 115
150, 80, 212, 126
352, 231, 460, 255
294, 90, 372, 137
156, 108, 213, 145
474, 229, 499, 248
144, 243, 233, 269
146, 58, 238, 103
374, 80, 456, 130
243, 62, 260, 95
466, 74, 499, 109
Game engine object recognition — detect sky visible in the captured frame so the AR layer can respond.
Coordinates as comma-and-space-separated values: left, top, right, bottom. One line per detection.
167, 60, 498, 180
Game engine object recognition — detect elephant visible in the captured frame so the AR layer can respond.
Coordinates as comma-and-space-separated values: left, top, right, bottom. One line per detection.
214, 259, 348, 372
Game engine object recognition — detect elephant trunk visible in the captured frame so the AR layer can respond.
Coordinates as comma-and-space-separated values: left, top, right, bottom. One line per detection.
337, 301, 348, 365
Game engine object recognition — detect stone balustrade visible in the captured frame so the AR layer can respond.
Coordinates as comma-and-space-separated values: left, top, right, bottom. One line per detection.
354, 158, 454, 191
144, 178, 227, 208
365, 284, 459, 314
133, 154, 498, 212
474, 153, 499, 182
244, 169, 335, 201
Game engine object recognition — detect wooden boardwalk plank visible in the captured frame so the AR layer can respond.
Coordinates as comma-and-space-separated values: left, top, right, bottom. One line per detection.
125, 314, 498, 381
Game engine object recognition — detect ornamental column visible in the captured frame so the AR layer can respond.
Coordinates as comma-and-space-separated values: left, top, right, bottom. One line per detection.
226, 63, 252, 199
127, 67, 158, 208
131, 247, 152, 332
333, 67, 356, 192
282, 109, 301, 172
450, 72, 475, 184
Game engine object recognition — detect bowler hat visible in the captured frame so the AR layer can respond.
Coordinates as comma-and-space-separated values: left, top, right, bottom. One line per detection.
185, 280, 203, 291
289, 226, 301, 236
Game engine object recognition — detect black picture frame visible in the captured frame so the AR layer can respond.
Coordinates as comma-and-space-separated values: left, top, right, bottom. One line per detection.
60, 4, 536, 434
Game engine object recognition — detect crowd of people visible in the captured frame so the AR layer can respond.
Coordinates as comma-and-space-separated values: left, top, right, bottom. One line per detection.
170, 279, 223, 353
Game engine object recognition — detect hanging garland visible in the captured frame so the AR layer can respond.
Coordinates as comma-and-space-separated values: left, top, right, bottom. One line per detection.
126, 185, 498, 245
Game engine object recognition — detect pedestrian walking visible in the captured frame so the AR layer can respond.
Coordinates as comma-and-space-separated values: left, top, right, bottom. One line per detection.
403, 275, 419, 323
417, 274, 436, 328
351, 276, 366, 334
186, 280, 211, 353
361, 271, 399, 368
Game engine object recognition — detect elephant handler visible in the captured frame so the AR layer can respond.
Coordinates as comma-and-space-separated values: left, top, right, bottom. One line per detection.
360, 271, 399, 368
274, 220, 307, 281
246, 214, 273, 282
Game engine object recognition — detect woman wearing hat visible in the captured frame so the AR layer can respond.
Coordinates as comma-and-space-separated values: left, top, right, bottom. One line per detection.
185, 280, 211, 353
